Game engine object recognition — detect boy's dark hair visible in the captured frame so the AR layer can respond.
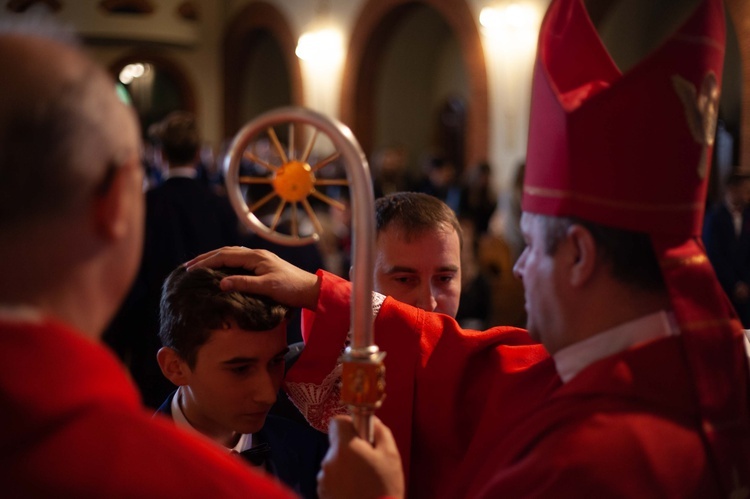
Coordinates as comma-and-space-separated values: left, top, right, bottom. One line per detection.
540, 215, 666, 293
159, 265, 290, 368
375, 192, 463, 249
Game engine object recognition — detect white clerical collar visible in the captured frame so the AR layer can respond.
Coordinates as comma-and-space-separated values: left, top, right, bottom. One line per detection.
553, 310, 679, 384
0, 304, 44, 324
165, 166, 197, 180
171, 387, 253, 452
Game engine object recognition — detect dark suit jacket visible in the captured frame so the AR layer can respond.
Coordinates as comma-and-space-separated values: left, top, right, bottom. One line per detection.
702, 201, 750, 326
156, 391, 328, 499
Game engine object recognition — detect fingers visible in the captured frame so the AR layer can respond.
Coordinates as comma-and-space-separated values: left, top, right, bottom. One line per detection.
182, 245, 321, 309
318, 415, 405, 499
184, 246, 256, 271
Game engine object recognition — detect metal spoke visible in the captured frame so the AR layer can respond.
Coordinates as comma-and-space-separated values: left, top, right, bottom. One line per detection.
311, 151, 341, 173
288, 123, 295, 161
270, 200, 286, 231
291, 203, 299, 238
239, 176, 274, 184
301, 129, 318, 164
310, 189, 346, 211
248, 190, 278, 212
302, 198, 324, 234
244, 151, 278, 172
267, 126, 288, 164
314, 178, 349, 186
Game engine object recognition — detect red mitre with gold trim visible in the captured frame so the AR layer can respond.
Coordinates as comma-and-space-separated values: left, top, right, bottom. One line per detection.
524, 0, 750, 492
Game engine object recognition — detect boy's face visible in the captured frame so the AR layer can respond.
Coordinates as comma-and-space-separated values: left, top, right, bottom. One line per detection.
180, 319, 288, 438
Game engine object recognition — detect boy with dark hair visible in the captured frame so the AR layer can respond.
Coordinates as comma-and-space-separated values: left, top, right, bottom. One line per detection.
156, 265, 327, 499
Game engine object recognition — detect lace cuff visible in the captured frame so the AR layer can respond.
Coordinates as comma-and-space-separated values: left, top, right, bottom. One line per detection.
286, 291, 386, 433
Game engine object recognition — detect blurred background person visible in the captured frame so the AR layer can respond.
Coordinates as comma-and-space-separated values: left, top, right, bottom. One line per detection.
703, 171, 750, 327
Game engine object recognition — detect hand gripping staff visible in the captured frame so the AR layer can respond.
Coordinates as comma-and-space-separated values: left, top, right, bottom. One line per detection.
223, 107, 385, 442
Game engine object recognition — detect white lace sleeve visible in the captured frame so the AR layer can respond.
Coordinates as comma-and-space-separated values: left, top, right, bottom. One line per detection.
285, 291, 386, 433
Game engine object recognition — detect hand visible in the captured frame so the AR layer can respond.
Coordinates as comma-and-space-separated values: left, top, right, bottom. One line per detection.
185, 246, 321, 310
317, 416, 405, 499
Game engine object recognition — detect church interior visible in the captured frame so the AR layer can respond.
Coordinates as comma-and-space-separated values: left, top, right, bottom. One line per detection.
1, 0, 748, 329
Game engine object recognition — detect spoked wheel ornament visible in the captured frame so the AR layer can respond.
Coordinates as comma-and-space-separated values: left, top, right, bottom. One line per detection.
224, 107, 359, 246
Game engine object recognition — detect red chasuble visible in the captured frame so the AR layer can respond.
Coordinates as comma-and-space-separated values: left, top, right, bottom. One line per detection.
0, 317, 294, 498
284, 271, 559, 499
472, 337, 726, 498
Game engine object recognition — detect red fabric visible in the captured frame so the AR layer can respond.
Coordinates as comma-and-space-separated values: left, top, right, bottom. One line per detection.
286, 271, 559, 499
525, 0, 725, 237
0, 318, 295, 498
471, 337, 725, 498
523, 0, 750, 492
655, 238, 750, 491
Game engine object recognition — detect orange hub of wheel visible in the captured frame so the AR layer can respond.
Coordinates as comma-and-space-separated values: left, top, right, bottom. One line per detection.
272, 160, 315, 202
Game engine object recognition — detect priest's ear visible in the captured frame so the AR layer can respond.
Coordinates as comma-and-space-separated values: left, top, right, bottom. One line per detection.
157, 347, 190, 386
566, 224, 598, 288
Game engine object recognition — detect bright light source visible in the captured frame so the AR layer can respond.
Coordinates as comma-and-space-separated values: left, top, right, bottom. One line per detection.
479, 6, 502, 28
296, 27, 344, 65
118, 63, 150, 85
480, 2, 539, 34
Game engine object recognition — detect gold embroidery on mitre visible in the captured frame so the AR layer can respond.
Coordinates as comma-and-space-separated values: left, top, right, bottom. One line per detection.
524, 185, 702, 213
659, 253, 708, 269
672, 72, 720, 179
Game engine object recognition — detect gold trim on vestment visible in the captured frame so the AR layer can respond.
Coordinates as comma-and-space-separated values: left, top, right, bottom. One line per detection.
678, 318, 741, 333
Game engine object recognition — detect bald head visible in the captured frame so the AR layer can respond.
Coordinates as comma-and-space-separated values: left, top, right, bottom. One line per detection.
0, 32, 145, 339
0, 33, 141, 233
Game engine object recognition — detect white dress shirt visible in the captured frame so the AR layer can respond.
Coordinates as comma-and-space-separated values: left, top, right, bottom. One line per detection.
170, 387, 254, 453
553, 311, 679, 384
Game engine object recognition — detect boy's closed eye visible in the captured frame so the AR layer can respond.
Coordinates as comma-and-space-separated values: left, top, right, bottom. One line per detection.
222, 348, 289, 376
228, 363, 253, 375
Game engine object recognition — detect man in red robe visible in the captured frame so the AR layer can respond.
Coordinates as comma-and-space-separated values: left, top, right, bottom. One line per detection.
0, 29, 296, 497
188, 0, 750, 497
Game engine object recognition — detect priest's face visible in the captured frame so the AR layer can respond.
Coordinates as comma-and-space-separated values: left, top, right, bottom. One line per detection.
373, 224, 461, 317
513, 213, 567, 353
179, 320, 288, 439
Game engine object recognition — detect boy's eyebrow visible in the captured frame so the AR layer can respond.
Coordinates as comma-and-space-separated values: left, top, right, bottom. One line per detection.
221, 347, 290, 365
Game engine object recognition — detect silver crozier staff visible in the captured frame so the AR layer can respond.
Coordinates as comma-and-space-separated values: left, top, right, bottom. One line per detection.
223, 106, 386, 443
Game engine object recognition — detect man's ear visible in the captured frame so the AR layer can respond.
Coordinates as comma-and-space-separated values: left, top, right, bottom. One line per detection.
566, 224, 598, 287
92, 159, 140, 241
157, 347, 190, 386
